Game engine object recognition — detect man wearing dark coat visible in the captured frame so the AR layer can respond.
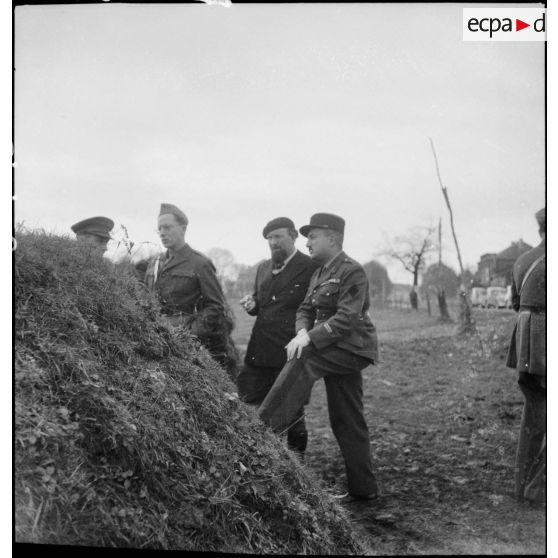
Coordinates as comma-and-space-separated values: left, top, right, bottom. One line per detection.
237, 217, 318, 454
506, 207, 546, 503
259, 213, 380, 501
142, 203, 237, 377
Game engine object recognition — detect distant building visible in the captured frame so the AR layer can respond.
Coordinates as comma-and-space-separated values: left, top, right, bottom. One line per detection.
476, 239, 532, 287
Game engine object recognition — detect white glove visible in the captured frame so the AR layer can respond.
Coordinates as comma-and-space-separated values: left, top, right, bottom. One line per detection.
285, 329, 311, 360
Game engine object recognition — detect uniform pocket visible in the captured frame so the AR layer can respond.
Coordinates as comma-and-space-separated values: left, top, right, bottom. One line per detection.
316, 283, 340, 306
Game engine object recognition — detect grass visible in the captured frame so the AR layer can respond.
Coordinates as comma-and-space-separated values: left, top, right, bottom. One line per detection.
15, 231, 362, 553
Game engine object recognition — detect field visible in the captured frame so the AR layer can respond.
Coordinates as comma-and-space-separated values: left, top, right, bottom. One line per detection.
229, 301, 546, 555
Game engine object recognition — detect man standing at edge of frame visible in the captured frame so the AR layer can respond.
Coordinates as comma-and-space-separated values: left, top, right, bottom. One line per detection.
237, 217, 318, 456
506, 207, 546, 504
258, 212, 380, 502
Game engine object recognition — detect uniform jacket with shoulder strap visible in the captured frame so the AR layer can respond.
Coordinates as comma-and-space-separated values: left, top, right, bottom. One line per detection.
245, 250, 318, 368
296, 251, 378, 363
510, 239, 546, 312
143, 243, 227, 338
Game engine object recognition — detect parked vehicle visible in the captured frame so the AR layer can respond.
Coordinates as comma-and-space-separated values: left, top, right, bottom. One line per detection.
485, 286, 507, 309
505, 285, 513, 309
470, 287, 487, 308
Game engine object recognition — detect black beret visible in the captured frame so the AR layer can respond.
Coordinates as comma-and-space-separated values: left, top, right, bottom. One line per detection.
71, 216, 114, 240
299, 213, 345, 237
159, 203, 188, 225
262, 217, 296, 238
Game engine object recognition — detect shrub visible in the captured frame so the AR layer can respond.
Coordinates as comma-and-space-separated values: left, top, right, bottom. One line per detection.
14, 231, 361, 553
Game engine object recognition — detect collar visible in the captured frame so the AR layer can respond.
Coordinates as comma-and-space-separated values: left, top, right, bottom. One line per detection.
271, 249, 298, 274
323, 250, 344, 269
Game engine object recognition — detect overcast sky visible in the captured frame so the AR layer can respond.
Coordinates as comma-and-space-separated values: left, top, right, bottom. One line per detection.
14, 2, 545, 283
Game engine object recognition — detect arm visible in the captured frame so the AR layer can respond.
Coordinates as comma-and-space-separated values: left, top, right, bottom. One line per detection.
295, 281, 317, 334
510, 276, 520, 312
307, 267, 367, 350
191, 260, 227, 336
246, 265, 261, 316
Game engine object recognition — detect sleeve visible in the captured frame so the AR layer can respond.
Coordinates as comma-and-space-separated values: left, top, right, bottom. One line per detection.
307, 266, 367, 350
510, 272, 520, 312
295, 279, 318, 333
247, 264, 261, 316
191, 260, 227, 336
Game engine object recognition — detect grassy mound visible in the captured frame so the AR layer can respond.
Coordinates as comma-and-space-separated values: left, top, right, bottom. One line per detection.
14, 231, 361, 553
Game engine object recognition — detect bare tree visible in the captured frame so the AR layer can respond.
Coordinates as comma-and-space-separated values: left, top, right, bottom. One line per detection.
429, 138, 475, 333
381, 226, 436, 310
206, 247, 240, 284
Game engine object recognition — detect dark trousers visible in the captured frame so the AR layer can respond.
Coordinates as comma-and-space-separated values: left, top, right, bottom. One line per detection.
259, 346, 378, 496
515, 373, 546, 502
237, 362, 307, 453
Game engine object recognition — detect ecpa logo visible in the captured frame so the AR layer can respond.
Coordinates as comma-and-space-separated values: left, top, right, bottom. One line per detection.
463, 8, 546, 41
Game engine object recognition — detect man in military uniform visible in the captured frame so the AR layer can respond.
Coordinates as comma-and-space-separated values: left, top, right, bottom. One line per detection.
71, 216, 114, 253
143, 203, 237, 377
259, 213, 380, 501
506, 207, 546, 503
237, 217, 318, 455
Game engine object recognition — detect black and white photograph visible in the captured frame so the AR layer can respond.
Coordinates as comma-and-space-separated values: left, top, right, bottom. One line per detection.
12, 0, 550, 554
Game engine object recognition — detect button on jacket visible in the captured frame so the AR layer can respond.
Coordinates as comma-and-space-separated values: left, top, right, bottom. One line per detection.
245, 250, 318, 368
296, 251, 378, 363
143, 243, 226, 338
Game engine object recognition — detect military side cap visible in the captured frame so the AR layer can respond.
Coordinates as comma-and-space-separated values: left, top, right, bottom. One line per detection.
262, 217, 296, 238
71, 216, 114, 240
299, 213, 345, 237
535, 207, 546, 227
159, 203, 188, 225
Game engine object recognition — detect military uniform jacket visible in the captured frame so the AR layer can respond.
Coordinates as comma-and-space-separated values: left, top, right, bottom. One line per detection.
245, 250, 318, 368
506, 239, 546, 379
510, 239, 546, 312
296, 251, 378, 363
144, 243, 226, 338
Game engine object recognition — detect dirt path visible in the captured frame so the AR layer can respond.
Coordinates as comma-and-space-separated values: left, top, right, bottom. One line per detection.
303, 308, 545, 555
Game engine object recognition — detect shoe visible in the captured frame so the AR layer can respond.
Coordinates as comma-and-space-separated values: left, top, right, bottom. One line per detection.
331, 490, 379, 502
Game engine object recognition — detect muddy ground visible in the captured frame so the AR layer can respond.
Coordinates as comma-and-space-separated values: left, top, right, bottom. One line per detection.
231, 304, 545, 555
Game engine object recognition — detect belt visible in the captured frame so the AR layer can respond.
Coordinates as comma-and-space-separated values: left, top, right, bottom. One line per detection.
519, 306, 546, 315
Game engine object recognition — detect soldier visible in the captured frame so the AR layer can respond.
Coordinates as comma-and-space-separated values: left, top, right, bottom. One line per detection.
259, 213, 380, 501
143, 203, 238, 377
71, 216, 114, 253
506, 207, 546, 503
237, 217, 318, 455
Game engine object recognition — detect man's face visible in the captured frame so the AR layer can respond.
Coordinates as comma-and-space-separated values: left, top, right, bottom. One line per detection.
76, 233, 109, 253
157, 214, 186, 251
305, 228, 333, 262
266, 228, 296, 264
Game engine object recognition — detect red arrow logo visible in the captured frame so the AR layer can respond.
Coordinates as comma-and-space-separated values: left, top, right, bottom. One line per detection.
516, 19, 530, 31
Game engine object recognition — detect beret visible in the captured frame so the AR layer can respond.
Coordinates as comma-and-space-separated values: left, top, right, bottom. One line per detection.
159, 203, 188, 225
299, 213, 345, 237
262, 217, 296, 238
71, 216, 114, 240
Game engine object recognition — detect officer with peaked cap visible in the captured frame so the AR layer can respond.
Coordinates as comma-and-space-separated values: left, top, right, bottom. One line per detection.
71, 216, 114, 253
237, 216, 318, 456
142, 203, 238, 377
259, 212, 380, 501
506, 207, 546, 503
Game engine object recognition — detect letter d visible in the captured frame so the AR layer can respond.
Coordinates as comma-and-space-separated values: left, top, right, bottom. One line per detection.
534, 13, 545, 32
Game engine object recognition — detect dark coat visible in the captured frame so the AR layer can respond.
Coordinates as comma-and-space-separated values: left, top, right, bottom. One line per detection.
296, 251, 378, 363
143, 243, 227, 339
245, 251, 318, 368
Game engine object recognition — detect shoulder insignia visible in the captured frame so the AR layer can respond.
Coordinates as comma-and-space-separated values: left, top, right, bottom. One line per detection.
324, 323, 334, 335
319, 278, 341, 287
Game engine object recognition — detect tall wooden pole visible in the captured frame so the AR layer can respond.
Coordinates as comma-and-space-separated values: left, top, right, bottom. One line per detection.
429, 138, 474, 333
